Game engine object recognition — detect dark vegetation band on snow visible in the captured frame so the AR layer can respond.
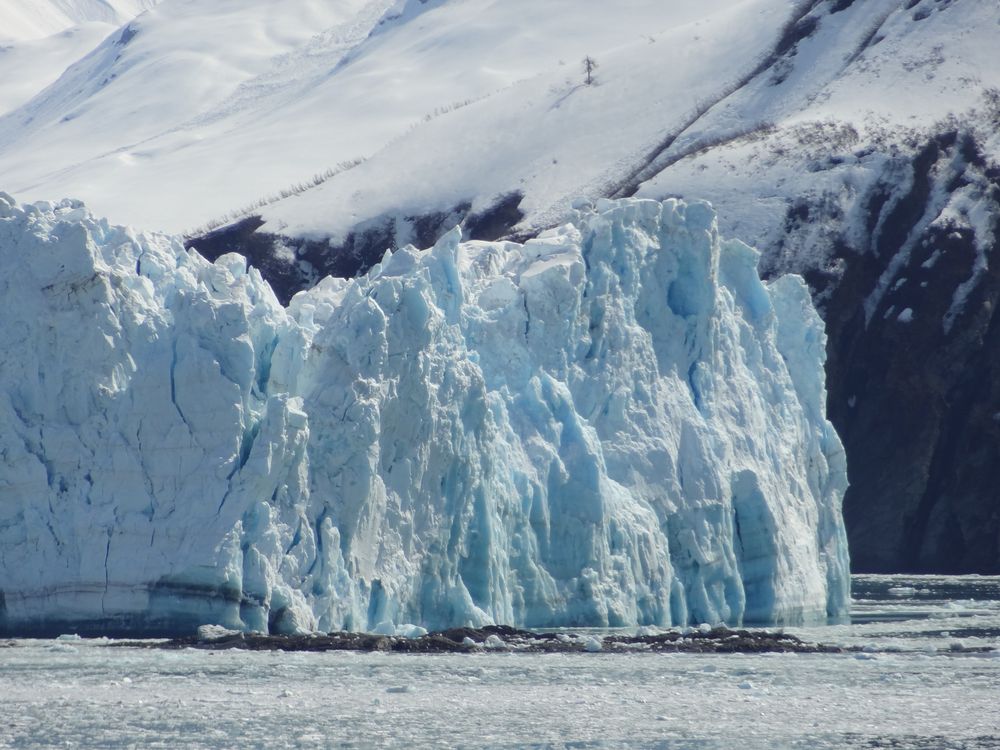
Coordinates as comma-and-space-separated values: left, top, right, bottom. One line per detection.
607, 0, 827, 200
181, 157, 368, 239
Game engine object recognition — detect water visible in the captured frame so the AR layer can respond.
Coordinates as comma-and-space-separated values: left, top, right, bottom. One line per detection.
2, 575, 998, 749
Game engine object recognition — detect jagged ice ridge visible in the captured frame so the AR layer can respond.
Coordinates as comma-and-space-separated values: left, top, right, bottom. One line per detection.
0, 193, 849, 635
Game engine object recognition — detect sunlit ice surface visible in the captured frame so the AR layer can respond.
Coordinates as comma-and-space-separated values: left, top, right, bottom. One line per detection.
1, 575, 998, 749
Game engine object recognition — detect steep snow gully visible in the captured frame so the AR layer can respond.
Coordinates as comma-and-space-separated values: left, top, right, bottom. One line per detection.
0, 194, 849, 636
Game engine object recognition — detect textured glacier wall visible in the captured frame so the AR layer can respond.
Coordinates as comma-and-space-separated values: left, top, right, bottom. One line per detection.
0, 191, 848, 635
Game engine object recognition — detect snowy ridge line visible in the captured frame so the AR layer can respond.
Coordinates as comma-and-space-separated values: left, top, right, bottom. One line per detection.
606, 0, 821, 202
611, 0, 905, 204
0, 192, 848, 636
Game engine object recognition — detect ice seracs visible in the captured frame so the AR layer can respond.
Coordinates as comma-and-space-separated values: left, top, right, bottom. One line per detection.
0, 193, 849, 636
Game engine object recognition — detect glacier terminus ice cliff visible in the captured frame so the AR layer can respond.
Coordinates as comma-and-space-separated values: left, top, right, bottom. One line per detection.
0, 192, 849, 636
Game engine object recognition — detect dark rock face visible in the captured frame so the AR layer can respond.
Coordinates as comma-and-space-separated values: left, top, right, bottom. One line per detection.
796, 130, 1000, 573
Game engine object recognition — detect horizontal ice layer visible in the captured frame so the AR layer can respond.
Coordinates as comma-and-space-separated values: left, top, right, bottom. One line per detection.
0, 192, 849, 635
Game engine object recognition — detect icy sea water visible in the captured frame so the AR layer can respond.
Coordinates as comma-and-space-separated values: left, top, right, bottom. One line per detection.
2, 576, 998, 749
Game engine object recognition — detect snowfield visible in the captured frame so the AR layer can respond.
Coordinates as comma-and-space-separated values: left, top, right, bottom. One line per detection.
0, 193, 847, 635
0, 0, 791, 234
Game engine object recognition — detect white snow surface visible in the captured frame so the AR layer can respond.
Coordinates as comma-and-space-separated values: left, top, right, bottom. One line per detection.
0, 22, 121, 116
0, 194, 848, 635
0, 0, 157, 42
0, 0, 791, 234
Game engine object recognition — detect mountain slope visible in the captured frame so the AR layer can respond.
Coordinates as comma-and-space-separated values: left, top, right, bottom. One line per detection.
0, 0, 788, 233
0, 22, 119, 116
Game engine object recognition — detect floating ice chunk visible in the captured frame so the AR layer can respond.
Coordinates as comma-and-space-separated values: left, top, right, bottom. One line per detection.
386, 686, 412, 694
484, 635, 507, 650
584, 636, 603, 652
888, 587, 917, 597
738, 680, 754, 690
397, 624, 428, 639
197, 625, 240, 641
462, 637, 478, 648
56, 634, 82, 641
46, 643, 78, 653
372, 621, 397, 636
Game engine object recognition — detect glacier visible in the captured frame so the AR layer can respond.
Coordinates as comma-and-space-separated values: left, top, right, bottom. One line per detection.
0, 191, 849, 636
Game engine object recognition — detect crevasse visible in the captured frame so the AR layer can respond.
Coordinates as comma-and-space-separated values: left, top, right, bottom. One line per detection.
0, 192, 849, 636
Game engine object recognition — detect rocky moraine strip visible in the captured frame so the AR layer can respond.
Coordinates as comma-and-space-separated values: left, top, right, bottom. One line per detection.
115, 625, 846, 655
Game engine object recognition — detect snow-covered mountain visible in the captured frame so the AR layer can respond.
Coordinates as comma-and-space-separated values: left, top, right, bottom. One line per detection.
0, 0, 794, 234
0, 0, 998, 578
0, 194, 848, 636
0, 0, 160, 116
